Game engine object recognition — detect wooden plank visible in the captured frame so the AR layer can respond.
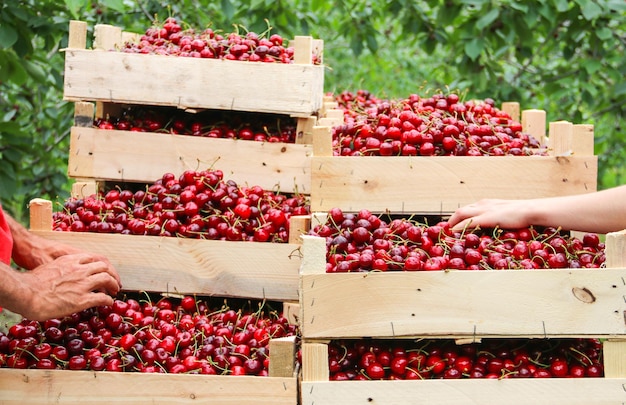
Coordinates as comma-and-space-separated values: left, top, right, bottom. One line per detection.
572, 124, 595, 156
268, 336, 298, 378
604, 339, 626, 378
67, 126, 313, 194
67, 20, 87, 49
312, 126, 333, 157
70, 180, 99, 199
93, 24, 122, 51
310, 155, 597, 214
31, 231, 302, 301
521, 109, 547, 146
295, 116, 316, 144
0, 369, 297, 405
501, 102, 520, 122
288, 215, 311, 244
28, 199, 52, 231
605, 230, 626, 268
302, 342, 329, 382
292, 36, 313, 64
548, 121, 574, 156
299, 268, 626, 338
63, 49, 324, 117
301, 378, 626, 405
73, 101, 94, 127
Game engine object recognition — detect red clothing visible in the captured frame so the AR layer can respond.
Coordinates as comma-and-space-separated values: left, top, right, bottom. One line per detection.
0, 205, 14, 265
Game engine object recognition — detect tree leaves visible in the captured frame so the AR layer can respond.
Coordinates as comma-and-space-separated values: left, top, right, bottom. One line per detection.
0, 25, 18, 49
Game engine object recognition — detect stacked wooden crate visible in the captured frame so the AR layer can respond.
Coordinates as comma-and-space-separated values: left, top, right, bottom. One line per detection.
299, 105, 626, 404
0, 19, 326, 405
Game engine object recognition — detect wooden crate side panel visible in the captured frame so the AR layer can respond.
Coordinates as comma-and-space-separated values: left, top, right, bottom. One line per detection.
33, 231, 302, 301
68, 127, 313, 194
63, 50, 324, 116
300, 270, 626, 339
310, 156, 597, 214
0, 369, 297, 405
301, 379, 626, 405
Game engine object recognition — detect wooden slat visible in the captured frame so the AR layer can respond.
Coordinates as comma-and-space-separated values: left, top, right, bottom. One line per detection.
93, 24, 122, 51
268, 336, 298, 378
67, 20, 87, 49
28, 199, 52, 231
501, 101, 520, 122
292, 36, 313, 65
301, 378, 626, 405
310, 155, 597, 214
603, 339, 626, 378
295, 116, 317, 145
302, 342, 329, 383
63, 49, 324, 117
572, 124, 595, 156
0, 369, 297, 405
299, 266, 626, 338
548, 121, 574, 156
31, 231, 302, 301
521, 109, 547, 146
71, 181, 99, 199
67, 127, 313, 194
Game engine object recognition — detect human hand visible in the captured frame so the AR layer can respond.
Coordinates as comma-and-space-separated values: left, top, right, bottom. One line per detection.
14, 253, 122, 321
12, 233, 83, 271
447, 198, 533, 232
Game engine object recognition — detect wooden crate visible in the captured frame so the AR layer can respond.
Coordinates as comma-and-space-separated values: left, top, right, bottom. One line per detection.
309, 111, 598, 215
300, 339, 626, 405
29, 199, 309, 301
68, 102, 315, 195
0, 336, 298, 405
300, 226, 626, 405
63, 21, 325, 117
298, 229, 626, 339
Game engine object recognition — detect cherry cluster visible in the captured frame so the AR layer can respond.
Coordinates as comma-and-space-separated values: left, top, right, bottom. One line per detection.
0, 295, 296, 374
52, 169, 310, 242
94, 106, 298, 143
328, 338, 604, 380
120, 17, 321, 64
308, 208, 605, 272
331, 90, 545, 157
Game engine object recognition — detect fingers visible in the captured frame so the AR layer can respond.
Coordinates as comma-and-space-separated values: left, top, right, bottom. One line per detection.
63, 253, 123, 289
82, 292, 116, 309
87, 271, 122, 297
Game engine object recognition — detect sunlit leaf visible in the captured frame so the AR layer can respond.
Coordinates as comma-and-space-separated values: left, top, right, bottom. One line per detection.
464, 38, 484, 60
475, 8, 499, 31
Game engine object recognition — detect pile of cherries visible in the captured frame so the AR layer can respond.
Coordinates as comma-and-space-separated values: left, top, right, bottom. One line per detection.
94, 106, 298, 142
328, 337, 604, 380
120, 17, 321, 64
308, 208, 605, 272
52, 169, 310, 242
0, 294, 297, 374
330, 89, 546, 157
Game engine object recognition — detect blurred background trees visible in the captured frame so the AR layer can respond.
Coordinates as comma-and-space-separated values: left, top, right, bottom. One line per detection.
1, 0, 625, 221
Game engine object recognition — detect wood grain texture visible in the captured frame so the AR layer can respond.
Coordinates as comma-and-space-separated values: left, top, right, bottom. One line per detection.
63, 49, 324, 116
0, 369, 297, 405
32, 231, 302, 301
300, 269, 626, 338
310, 155, 597, 214
68, 127, 313, 194
301, 378, 626, 405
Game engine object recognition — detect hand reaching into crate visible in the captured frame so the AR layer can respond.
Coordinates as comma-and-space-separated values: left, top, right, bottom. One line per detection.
448, 184, 626, 234
0, 206, 121, 321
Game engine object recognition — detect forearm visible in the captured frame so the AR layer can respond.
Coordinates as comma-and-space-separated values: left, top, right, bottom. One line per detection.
5, 213, 39, 269
528, 185, 626, 234
0, 262, 34, 318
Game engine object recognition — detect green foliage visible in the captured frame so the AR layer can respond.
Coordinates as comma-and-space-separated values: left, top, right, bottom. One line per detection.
1, 0, 625, 223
